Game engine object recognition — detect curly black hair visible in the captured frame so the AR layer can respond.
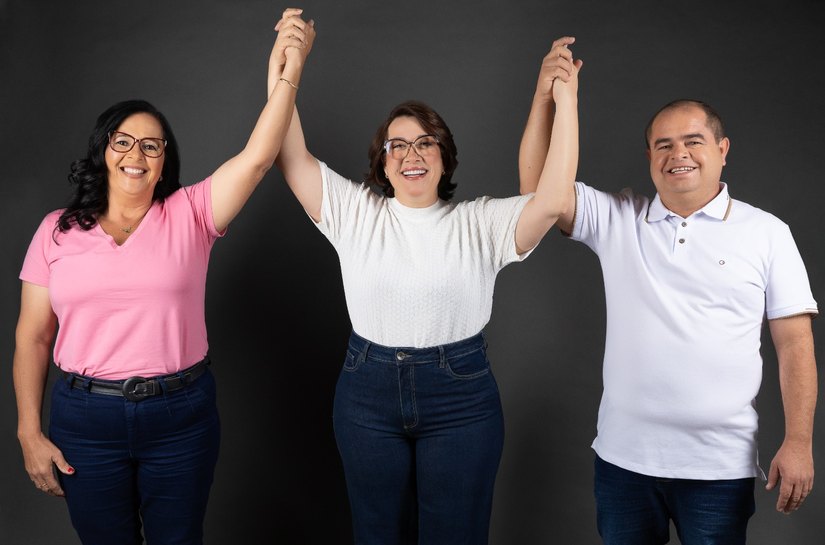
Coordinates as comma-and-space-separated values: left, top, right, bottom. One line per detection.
56, 99, 181, 235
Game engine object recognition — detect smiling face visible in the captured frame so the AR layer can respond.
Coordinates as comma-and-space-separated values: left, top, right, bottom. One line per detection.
383, 116, 444, 208
646, 104, 730, 216
105, 112, 165, 201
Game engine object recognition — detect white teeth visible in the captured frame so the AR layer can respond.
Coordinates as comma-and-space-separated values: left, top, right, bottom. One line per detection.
403, 169, 426, 176
669, 166, 694, 173
122, 167, 145, 175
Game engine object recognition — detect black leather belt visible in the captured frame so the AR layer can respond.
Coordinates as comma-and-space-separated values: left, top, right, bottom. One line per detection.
62, 357, 210, 402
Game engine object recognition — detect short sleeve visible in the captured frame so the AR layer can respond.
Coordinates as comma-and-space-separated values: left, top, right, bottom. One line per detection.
470, 193, 534, 270
765, 223, 818, 319
20, 212, 61, 287
316, 160, 376, 245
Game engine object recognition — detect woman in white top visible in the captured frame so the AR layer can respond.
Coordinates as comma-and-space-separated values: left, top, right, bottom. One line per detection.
271, 10, 581, 544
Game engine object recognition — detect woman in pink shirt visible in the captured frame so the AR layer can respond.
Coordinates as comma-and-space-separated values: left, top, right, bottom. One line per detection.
12, 11, 315, 545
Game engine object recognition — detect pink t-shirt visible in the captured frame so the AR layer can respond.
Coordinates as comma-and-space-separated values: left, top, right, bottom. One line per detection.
20, 178, 222, 379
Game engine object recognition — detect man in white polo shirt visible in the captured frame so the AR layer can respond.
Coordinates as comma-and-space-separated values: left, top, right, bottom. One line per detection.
518, 39, 817, 545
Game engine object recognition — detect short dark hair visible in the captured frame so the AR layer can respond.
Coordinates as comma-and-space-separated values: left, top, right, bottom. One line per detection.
56, 99, 181, 233
365, 100, 458, 201
644, 99, 725, 148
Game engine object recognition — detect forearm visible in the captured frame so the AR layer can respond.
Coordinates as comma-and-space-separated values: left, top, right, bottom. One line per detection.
779, 348, 817, 444
237, 57, 305, 175
518, 93, 554, 195
13, 341, 51, 440
532, 94, 577, 219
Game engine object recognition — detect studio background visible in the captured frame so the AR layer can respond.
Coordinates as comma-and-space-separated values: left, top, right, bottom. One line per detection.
1, 1, 823, 543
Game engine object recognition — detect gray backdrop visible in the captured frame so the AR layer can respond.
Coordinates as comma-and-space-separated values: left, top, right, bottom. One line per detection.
2, 1, 823, 543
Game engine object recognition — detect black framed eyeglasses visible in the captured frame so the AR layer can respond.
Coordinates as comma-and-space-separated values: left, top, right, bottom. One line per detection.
108, 131, 167, 158
383, 135, 440, 160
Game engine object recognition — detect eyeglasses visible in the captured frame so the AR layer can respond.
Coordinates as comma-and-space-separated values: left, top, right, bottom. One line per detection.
383, 135, 440, 160
108, 131, 167, 158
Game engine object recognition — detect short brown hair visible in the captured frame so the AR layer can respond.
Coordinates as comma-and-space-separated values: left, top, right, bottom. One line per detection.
645, 99, 725, 148
365, 100, 459, 201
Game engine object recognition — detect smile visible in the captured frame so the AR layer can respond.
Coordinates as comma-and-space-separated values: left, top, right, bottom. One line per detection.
668, 166, 695, 174
121, 167, 147, 175
402, 168, 427, 178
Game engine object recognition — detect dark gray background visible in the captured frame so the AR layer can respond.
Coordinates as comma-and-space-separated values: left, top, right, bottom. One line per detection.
2, 1, 823, 543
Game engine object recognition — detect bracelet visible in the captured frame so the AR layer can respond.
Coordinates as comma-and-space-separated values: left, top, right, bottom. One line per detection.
279, 77, 299, 90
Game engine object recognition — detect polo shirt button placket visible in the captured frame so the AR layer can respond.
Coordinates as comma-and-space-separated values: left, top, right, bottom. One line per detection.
675, 219, 688, 250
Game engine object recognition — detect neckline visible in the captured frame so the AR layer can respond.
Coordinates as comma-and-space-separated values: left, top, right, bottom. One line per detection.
388, 197, 446, 218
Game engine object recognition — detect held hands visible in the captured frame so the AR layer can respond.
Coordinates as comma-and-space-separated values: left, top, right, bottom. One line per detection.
20, 431, 73, 497
536, 36, 582, 103
270, 8, 315, 77
766, 438, 815, 514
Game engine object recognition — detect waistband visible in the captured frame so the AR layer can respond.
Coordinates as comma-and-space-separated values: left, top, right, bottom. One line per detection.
60, 357, 210, 402
347, 331, 486, 364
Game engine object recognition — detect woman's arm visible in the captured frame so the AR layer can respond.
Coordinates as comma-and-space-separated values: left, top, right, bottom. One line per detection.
13, 282, 72, 496
518, 37, 576, 196
514, 42, 582, 253
269, 12, 323, 222
209, 8, 316, 232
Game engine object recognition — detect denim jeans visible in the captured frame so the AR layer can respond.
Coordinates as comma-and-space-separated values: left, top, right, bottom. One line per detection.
594, 455, 755, 545
49, 366, 221, 545
333, 331, 504, 545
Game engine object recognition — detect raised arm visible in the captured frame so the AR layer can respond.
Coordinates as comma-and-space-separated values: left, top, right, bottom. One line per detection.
270, 14, 323, 222
14, 282, 72, 497
209, 8, 316, 232
518, 37, 578, 234
765, 314, 817, 514
514, 42, 582, 254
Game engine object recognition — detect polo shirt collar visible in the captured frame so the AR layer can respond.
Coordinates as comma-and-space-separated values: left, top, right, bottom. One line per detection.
647, 182, 732, 222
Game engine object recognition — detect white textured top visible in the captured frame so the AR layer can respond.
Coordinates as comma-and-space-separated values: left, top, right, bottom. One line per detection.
571, 181, 818, 480
314, 161, 533, 347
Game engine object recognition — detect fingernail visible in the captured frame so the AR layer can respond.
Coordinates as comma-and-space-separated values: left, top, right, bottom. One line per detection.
67, 467, 75, 474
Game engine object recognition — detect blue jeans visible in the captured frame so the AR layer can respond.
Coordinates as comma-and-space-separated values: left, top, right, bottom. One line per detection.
49, 366, 221, 545
333, 331, 504, 545
594, 455, 755, 545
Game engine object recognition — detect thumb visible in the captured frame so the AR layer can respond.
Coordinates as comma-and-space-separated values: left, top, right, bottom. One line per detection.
574, 59, 584, 72
765, 461, 779, 490
53, 453, 75, 476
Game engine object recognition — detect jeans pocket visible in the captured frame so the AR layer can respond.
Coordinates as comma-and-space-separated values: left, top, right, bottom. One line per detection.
342, 348, 362, 373
445, 348, 490, 379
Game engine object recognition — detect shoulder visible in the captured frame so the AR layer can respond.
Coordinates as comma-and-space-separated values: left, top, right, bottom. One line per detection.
576, 181, 651, 214
728, 197, 790, 234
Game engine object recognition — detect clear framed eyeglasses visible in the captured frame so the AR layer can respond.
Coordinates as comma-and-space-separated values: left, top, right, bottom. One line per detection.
383, 135, 440, 160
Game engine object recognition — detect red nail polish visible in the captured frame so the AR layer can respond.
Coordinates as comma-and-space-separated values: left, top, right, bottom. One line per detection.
67, 467, 75, 474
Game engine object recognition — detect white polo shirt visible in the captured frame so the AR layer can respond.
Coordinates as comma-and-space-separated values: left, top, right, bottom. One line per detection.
571, 181, 818, 480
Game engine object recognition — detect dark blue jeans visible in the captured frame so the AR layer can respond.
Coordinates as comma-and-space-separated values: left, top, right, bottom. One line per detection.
49, 366, 221, 545
333, 331, 504, 545
594, 455, 755, 545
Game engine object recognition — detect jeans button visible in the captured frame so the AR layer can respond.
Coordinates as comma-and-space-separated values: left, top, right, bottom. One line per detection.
396, 351, 407, 361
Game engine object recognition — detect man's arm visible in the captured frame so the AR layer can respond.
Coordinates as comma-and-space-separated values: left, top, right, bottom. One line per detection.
518, 37, 578, 234
766, 314, 817, 514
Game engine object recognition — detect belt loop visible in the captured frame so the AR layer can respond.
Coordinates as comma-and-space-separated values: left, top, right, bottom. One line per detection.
76, 375, 92, 391
157, 376, 172, 394
360, 340, 371, 365
438, 345, 446, 368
